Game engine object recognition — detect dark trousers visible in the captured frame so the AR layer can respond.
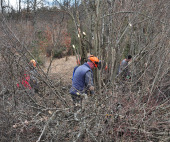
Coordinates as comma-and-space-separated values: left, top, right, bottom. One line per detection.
71, 94, 83, 112
30, 79, 39, 93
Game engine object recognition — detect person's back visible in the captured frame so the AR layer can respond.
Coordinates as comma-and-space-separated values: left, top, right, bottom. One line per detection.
119, 59, 128, 74
118, 55, 132, 79
70, 63, 92, 95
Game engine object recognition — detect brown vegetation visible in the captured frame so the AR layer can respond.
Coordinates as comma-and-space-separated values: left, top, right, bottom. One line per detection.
0, 0, 169, 142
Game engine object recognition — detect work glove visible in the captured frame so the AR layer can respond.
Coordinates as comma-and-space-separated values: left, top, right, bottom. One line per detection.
76, 92, 88, 99
89, 86, 94, 95
81, 93, 88, 99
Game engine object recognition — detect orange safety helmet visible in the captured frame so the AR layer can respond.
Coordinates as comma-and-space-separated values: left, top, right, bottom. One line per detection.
30, 59, 36, 67
88, 55, 101, 69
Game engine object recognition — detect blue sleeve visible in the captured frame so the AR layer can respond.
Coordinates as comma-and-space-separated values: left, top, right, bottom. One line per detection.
72, 66, 79, 80
85, 71, 94, 94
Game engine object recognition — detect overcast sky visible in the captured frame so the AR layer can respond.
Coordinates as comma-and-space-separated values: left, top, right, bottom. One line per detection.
7, 0, 54, 9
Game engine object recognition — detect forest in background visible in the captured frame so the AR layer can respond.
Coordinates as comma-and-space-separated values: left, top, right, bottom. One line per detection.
0, 0, 170, 141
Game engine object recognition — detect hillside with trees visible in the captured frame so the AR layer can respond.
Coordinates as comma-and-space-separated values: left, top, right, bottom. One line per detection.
0, 0, 169, 141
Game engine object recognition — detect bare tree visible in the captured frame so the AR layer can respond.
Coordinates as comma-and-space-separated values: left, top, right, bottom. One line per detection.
0, 0, 169, 141
1, 0, 4, 13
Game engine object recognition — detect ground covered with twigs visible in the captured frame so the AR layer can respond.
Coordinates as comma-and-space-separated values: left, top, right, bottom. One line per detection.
0, 55, 169, 142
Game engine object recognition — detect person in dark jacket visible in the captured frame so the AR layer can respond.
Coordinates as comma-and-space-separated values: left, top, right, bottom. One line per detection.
118, 55, 132, 80
70, 55, 101, 120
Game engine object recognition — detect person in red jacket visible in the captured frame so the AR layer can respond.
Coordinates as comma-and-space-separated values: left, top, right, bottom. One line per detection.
17, 59, 39, 93
17, 69, 31, 90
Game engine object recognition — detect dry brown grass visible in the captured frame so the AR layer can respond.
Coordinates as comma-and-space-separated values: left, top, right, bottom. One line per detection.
43, 55, 77, 84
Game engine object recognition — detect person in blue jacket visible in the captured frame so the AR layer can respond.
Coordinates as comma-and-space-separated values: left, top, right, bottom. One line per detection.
70, 55, 101, 119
